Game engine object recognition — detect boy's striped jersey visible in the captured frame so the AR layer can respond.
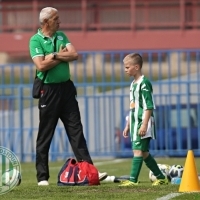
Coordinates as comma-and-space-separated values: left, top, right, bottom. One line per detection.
129, 75, 156, 141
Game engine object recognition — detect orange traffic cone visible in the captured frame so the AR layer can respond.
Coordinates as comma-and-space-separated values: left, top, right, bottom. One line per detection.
179, 150, 200, 192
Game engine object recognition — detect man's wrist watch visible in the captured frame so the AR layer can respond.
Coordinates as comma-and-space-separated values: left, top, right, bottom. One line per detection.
52, 52, 57, 59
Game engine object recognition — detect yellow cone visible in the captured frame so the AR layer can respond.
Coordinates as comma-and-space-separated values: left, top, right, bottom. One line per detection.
179, 150, 200, 192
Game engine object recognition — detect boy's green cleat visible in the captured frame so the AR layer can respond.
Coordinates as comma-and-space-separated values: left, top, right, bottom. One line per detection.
118, 180, 139, 186
152, 177, 168, 186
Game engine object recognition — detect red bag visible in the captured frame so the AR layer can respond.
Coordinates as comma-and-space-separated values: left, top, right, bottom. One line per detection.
57, 158, 100, 186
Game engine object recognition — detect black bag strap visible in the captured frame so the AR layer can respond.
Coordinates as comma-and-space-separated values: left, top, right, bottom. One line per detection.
34, 36, 57, 81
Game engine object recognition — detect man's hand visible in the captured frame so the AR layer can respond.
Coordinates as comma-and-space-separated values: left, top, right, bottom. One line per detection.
59, 44, 67, 53
44, 44, 67, 61
55, 44, 78, 62
45, 53, 54, 61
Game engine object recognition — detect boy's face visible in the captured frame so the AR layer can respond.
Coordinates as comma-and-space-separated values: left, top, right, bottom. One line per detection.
124, 61, 139, 77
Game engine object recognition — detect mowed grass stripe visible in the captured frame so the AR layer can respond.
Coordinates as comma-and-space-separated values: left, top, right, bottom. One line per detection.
0, 158, 200, 200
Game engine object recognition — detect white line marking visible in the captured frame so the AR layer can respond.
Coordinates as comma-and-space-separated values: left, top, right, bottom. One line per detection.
156, 193, 183, 200
94, 159, 126, 166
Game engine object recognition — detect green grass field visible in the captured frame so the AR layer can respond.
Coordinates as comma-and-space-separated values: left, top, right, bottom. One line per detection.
1, 157, 200, 200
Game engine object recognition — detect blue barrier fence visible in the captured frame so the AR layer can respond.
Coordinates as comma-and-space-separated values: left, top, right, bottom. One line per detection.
0, 50, 200, 162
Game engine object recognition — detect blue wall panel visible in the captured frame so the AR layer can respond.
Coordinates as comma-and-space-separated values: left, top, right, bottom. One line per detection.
0, 50, 200, 162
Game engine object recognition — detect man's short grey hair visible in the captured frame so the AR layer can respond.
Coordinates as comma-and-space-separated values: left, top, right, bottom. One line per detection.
39, 7, 57, 24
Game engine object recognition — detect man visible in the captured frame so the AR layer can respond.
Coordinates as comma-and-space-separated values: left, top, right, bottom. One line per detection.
29, 7, 107, 186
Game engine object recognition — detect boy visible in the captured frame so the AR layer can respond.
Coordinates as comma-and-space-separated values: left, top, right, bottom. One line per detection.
119, 53, 168, 186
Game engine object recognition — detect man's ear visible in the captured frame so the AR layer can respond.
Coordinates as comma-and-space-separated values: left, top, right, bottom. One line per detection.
43, 19, 48, 24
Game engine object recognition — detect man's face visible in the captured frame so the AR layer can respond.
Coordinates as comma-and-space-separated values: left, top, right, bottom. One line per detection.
47, 11, 60, 32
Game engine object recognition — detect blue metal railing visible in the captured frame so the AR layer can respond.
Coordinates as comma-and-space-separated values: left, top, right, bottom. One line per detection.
0, 50, 200, 162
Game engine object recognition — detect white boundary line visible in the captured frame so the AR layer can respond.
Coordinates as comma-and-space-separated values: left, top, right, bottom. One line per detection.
94, 159, 126, 166
156, 193, 183, 200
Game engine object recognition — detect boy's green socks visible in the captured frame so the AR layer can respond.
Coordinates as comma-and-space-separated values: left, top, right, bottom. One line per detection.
130, 156, 143, 183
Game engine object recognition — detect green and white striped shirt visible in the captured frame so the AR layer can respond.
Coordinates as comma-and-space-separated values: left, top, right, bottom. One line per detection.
129, 75, 156, 141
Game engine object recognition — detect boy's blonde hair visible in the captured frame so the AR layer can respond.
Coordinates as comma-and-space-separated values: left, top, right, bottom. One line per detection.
123, 53, 143, 68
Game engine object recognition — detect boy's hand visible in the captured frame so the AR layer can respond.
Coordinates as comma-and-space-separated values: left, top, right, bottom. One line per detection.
138, 124, 148, 136
123, 126, 129, 138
